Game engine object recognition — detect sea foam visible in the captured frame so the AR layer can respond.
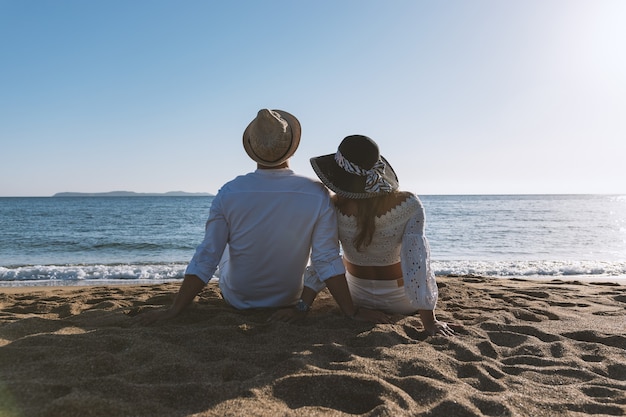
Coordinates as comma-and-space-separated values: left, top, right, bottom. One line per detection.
2, 260, 625, 287
0, 263, 187, 286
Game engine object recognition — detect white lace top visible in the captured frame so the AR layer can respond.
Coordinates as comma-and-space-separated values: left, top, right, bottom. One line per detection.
337, 193, 438, 310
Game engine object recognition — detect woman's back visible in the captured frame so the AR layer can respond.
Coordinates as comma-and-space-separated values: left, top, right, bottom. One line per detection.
335, 191, 423, 280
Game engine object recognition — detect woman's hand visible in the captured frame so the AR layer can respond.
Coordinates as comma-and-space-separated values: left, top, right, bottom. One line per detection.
419, 310, 455, 336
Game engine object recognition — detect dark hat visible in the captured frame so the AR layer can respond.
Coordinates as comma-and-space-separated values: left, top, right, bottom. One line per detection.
310, 135, 399, 199
243, 109, 301, 166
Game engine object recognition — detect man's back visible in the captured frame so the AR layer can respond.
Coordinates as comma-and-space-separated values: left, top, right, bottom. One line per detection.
187, 168, 343, 309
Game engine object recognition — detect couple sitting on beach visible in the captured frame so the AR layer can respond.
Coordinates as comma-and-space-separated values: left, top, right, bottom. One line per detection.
141, 109, 453, 336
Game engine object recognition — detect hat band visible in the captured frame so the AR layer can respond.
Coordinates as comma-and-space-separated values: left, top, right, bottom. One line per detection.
334, 151, 394, 194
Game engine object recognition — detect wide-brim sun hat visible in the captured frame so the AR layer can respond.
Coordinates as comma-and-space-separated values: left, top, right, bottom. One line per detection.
243, 109, 301, 167
310, 135, 399, 199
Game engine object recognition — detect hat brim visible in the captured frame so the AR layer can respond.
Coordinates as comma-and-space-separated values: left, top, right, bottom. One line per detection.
243, 110, 301, 167
310, 154, 399, 199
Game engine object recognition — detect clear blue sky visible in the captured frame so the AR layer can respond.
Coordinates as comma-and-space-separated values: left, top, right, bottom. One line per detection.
1, 0, 625, 196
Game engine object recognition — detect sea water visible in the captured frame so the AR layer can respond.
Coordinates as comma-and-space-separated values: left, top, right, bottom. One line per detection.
1, 194, 625, 286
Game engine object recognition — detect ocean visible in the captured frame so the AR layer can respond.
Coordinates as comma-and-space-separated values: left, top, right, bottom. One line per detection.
1, 194, 625, 287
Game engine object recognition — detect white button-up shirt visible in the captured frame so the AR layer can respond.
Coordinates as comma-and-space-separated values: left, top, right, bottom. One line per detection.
185, 168, 345, 309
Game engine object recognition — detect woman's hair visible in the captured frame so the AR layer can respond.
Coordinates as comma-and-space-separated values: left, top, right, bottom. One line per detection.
333, 192, 400, 251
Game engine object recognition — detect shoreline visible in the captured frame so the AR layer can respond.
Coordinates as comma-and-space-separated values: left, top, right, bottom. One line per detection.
1, 273, 624, 290
1, 276, 625, 416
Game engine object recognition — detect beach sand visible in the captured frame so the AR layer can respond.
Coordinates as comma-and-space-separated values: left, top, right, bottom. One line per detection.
1, 276, 625, 417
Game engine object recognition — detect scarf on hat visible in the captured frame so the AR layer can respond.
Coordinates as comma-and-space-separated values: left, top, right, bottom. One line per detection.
334, 151, 393, 193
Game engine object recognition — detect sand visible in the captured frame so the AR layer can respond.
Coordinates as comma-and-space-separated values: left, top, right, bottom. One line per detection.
0, 276, 625, 417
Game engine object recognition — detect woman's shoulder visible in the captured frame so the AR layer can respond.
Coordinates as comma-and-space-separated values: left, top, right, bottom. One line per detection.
392, 191, 422, 209
375, 191, 423, 220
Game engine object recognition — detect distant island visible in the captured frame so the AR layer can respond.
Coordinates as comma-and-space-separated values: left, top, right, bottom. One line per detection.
52, 191, 214, 197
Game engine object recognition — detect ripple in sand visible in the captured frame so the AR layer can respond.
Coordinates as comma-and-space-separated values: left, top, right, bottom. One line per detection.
422, 399, 483, 417
481, 322, 561, 343
501, 365, 597, 384
471, 396, 513, 416
456, 364, 507, 392
476, 340, 499, 359
388, 376, 447, 405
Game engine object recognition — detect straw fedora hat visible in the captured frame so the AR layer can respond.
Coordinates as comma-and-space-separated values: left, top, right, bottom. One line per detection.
243, 109, 301, 167
310, 135, 399, 199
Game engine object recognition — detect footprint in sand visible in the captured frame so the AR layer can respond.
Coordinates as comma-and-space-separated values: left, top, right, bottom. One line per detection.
486, 331, 529, 348
581, 385, 626, 402
612, 294, 626, 304
272, 373, 413, 415
563, 330, 626, 350
422, 399, 494, 417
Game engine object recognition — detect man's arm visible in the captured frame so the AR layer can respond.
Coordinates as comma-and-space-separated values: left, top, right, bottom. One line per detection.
137, 274, 206, 325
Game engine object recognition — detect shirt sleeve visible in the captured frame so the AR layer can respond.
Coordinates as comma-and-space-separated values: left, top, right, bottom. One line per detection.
184, 193, 229, 284
309, 191, 346, 282
303, 265, 328, 293
401, 207, 439, 310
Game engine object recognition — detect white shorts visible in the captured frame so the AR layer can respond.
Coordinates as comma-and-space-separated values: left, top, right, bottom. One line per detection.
346, 272, 417, 315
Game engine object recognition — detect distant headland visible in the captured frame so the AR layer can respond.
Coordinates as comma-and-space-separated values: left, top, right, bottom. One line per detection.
52, 191, 214, 197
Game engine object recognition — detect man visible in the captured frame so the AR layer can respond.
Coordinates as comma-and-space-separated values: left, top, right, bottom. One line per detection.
140, 109, 386, 324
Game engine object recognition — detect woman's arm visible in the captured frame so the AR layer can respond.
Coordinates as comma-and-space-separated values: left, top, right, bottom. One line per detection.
400, 205, 439, 310
401, 198, 453, 336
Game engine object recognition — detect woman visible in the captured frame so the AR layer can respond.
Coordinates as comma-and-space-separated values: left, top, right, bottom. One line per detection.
303, 134, 453, 336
